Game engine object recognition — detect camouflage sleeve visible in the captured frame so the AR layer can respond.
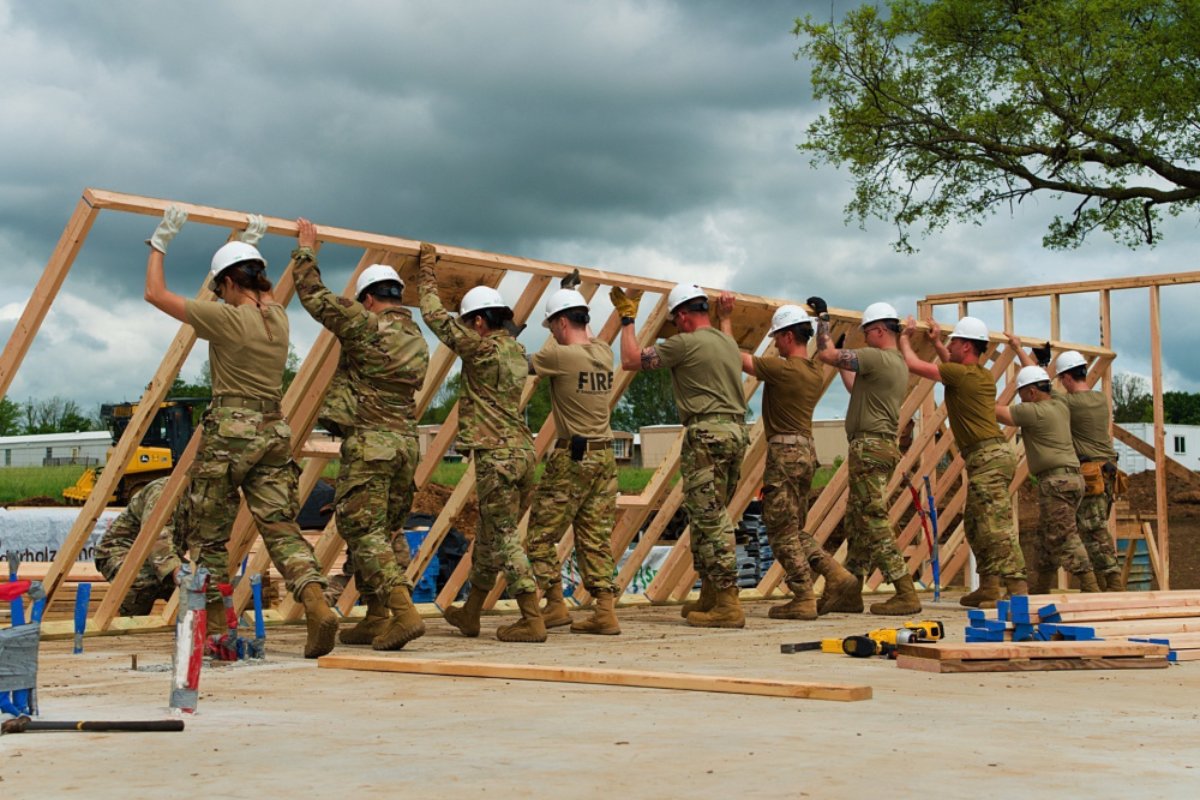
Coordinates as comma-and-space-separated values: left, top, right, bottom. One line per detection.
147, 524, 183, 579
417, 256, 481, 356
292, 247, 370, 341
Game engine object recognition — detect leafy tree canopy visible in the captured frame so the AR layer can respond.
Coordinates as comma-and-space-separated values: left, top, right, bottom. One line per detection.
796, 0, 1200, 252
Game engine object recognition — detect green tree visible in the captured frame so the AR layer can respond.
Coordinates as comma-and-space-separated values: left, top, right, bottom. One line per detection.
611, 370, 680, 432
1112, 373, 1152, 423
524, 378, 552, 432
796, 0, 1200, 252
1163, 390, 1200, 425
0, 395, 21, 435
420, 372, 462, 425
21, 396, 99, 434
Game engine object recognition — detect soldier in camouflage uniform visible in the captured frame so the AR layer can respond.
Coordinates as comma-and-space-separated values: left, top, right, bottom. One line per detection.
996, 365, 1100, 593
718, 294, 858, 620
94, 477, 184, 616
614, 283, 749, 628
143, 206, 337, 658
814, 299, 919, 615
525, 287, 621, 635
293, 219, 430, 650
900, 315, 1027, 608
1008, 339, 1124, 591
417, 243, 544, 643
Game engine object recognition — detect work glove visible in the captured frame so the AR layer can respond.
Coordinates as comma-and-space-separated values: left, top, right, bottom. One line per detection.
806, 296, 829, 318
561, 268, 581, 290
610, 287, 642, 319
146, 205, 187, 253
419, 242, 438, 270
237, 213, 267, 245
1032, 341, 1052, 367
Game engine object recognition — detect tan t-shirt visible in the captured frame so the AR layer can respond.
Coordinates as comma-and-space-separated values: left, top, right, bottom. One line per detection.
1010, 395, 1079, 475
844, 347, 907, 439
1056, 390, 1119, 462
938, 362, 1003, 447
185, 299, 289, 400
531, 339, 614, 440
752, 354, 823, 439
656, 327, 746, 424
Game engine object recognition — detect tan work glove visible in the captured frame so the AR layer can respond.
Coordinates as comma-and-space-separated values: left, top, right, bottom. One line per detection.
610, 286, 642, 319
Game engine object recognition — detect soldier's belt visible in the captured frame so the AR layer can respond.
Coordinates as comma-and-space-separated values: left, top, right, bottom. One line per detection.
849, 432, 894, 442
768, 433, 812, 445
210, 395, 281, 413
960, 436, 1005, 457
1037, 465, 1080, 480
555, 438, 613, 451
687, 412, 743, 425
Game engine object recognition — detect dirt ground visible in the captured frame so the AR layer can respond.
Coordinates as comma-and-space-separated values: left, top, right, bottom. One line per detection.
4, 596, 1197, 798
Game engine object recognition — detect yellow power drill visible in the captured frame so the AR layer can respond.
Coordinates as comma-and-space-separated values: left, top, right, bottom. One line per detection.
781, 620, 945, 657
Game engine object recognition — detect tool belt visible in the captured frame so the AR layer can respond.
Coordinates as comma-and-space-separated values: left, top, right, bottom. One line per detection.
1037, 465, 1080, 480
688, 412, 743, 425
210, 395, 281, 413
1079, 460, 1108, 496
960, 436, 1005, 458
768, 433, 812, 445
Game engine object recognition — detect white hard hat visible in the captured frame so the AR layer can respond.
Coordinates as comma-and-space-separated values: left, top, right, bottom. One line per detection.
861, 301, 900, 327
768, 305, 815, 336
950, 316, 989, 342
1016, 365, 1051, 390
460, 285, 508, 316
355, 264, 404, 299
210, 241, 266, 283
1055, 350, 1087, 375
667, 283, 708, 315
542, 288, 588, 328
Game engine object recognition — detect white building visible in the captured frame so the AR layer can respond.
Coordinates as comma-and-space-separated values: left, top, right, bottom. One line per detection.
1112, 422, 1200, 473
0, 431, 111, 468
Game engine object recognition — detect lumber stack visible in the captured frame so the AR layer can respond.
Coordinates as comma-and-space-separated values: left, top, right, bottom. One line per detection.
965, 590, 1200, 663
895, 640, 1169, 673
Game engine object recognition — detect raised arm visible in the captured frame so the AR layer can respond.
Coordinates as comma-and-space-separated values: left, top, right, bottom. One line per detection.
899, 316, 942, 382
292, 218, 367, 339
1004, 332, 1037, 367
417, 242, 477, 354
717, 292, 755, 376
143, 206, 189, 323
994, 401, 1015, 427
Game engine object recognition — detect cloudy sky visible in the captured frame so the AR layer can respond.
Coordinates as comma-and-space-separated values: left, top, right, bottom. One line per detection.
1, 0, 1197, 423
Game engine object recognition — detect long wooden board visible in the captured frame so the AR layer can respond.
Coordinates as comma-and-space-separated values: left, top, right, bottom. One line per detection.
317, 655, 872, 702
896, 640, 1168, 661
897, 655, 1169, 673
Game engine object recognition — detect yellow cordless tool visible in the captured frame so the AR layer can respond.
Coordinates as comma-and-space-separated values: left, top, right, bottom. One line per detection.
781, 620, 945, 657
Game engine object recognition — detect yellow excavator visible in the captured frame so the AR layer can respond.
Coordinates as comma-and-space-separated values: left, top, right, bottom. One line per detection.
63, 398, 208, 505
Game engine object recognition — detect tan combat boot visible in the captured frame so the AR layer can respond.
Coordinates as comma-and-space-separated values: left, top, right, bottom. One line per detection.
1094, 571, 1109, 592
372, 586, 427, 651
444, 584, 490, 638
1003, 577, 1029, 599
959, 575, 1003, 608
1103, 570, 1125, 592
869, 575, 922, 616
686, 586, 745, 628
540, 582, 573, 629
496, 591, 548, 642
339, 595, 389, 645
205, 598, 227, 637
570, 590, 621, 635
1076, 571, 1102, 593
299, 583, 339, 659
680, 578, 715, 618
810, 552, 863, 615
768, 581, 818, 620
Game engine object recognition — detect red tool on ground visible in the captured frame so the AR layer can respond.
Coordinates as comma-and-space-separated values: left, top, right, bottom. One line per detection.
170, 565, 208, 714
205, 582, 243, 661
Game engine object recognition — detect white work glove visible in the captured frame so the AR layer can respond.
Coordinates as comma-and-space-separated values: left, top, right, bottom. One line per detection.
238, 213, 267, 245
146, 205, 188, 253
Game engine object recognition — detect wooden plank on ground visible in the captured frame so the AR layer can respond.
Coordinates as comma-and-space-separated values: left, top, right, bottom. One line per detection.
896, 640, 1168, 661
896, 654, 1169, 673
317, 655, 872, 702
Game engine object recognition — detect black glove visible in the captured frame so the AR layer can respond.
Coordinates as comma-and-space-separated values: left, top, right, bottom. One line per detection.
834, 332, 846, 349
805, 296, 828, 317
1032, 342, 1052, 367
561, 268, 581, 290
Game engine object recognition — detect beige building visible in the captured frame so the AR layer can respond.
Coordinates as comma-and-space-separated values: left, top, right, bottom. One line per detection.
638, 425, 683, 469
636, 421, 849, 470
811, 419, 849, 466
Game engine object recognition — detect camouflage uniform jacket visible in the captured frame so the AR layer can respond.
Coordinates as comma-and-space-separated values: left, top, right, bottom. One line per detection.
95, 477, 183, 581
294, 248, 428, 435
417, 258, 532, 451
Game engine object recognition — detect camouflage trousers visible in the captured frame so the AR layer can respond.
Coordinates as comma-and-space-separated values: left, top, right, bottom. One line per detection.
1076, 462, 1119, 576
335, 430, 419, 599
963, 440, 1026, 579
844, 435, 906, 582
680, 419, 748, 590
1031, 470, 1090, 575
471, 446, 537, 596
181, 406, 326, 603
94, 554, 177, 617
526, 448, 618, 594
761, 438, 819, 593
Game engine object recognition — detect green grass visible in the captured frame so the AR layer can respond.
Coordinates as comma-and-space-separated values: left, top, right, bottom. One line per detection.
0, 465, 90, 504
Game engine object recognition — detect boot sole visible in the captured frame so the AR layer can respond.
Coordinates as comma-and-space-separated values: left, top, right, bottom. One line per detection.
304, 616, 339, 659
685, 614, 745, 628
372, 621, 427, 651
570, 625, 621, 635
869, 604, 923, 616
443, 608, 481, 637
768, 610, 819, 620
